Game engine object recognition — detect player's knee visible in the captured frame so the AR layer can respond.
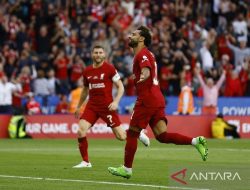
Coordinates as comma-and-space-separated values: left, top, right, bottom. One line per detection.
77, 121, 89, 137
77, 128, 87, 137
115, 131, 126, 141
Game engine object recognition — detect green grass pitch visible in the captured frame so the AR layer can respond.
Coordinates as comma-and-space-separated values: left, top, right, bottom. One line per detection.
0, 139, 250, 190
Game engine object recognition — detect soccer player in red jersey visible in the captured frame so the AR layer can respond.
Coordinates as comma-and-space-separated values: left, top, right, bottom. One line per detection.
73, 45, 150, 168
108, 26, 208, 179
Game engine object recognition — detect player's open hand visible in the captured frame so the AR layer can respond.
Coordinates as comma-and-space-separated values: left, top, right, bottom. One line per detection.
74, 108, 80, 119
108, 101, 118, 111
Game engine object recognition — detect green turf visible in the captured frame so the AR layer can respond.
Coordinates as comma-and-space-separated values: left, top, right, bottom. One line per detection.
0, 139, 250, 190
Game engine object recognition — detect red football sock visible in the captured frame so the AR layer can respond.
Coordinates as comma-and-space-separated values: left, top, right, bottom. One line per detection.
156, 132, 192, 145
124, 130, 140, 168
78, 137, 89, 162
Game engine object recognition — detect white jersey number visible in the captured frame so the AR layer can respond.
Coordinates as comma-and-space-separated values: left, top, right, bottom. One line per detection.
107, 115, 113, 124
153, 61, 159, 85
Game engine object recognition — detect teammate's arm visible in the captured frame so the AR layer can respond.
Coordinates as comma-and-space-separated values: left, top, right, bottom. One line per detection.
108, 80, 124, 111
137, 67, 150, 83
74, 86, 89, 118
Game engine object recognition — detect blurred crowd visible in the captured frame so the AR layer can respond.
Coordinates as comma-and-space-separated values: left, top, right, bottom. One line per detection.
0, 0, 250, 115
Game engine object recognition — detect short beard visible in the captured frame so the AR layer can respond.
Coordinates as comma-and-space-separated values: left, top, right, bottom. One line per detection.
94, 58, 104, 65
128, 40, 138, 48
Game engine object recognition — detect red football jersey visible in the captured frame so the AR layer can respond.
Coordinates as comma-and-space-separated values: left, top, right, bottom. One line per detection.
133, 47, 165, 107
20, 75, 31, 93
83, 62, 120, 108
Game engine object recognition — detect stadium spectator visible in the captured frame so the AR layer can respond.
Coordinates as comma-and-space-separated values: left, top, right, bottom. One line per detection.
200, 42, 213, 72
33, 69, 50, 96
195, 66, 226, 115
211, 113, 240, 139
113, 7, 133, 31
121, 0, 135, 17
12, 75, 25, 114
177, 83, 194, 115
55, 94, 69, 114
53, 49, 71, 94
70, 55, 86, 89
18, 65, 37, 95
3, 49, 18, 80
68, 78, 86, 114
0, 75, 22, 114
216, 31, 234, 61
220, 54, 233, 72
218, 0, 232, 32
239, 56, 250, 95
232, 12, 248, 40
226, 34, 250, 71
73, 45, 149, 168
26, 92, 41, 115
224, 70, 243, 96
47, 69, 57, 95
171, 50, 189, 95
36, 25, 51, 57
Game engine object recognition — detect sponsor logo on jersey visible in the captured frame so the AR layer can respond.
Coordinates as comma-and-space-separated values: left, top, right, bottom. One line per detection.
89, 83, 105, 89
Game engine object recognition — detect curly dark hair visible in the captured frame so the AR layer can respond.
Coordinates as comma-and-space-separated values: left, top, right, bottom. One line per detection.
137, 26, 152, 47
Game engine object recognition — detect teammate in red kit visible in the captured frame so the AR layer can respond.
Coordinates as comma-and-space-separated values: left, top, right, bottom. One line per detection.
108, 26, 208, 179
73, 45, 150, 168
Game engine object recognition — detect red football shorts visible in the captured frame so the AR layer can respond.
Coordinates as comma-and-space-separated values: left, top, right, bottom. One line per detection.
80, 106, 121, 128
130, 105, 167, 129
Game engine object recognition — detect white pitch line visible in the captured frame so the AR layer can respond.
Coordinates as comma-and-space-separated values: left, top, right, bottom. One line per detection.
0, 147, 250, 152
0, 174, 210, 190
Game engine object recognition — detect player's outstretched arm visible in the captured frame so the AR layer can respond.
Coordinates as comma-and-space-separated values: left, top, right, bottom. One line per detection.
75, 86, 89, 118
108, 80, 124, 111
137, 67, 150, 83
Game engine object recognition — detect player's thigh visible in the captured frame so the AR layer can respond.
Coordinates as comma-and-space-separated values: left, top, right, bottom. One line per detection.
149, 107, 168, 136
130, 105, 152, 130
99, 110, 121, 128
99, 111, 125, 140
79, 108, 98, 134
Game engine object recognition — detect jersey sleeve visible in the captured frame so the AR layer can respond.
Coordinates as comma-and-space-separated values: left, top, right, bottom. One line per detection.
109, 65, 121, 82
82, 71, 89, 87
138, 54, 152, 69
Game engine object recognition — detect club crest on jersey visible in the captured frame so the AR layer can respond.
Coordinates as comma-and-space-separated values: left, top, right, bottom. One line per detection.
142, 55, 148, 62
100, 73, 105, 80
